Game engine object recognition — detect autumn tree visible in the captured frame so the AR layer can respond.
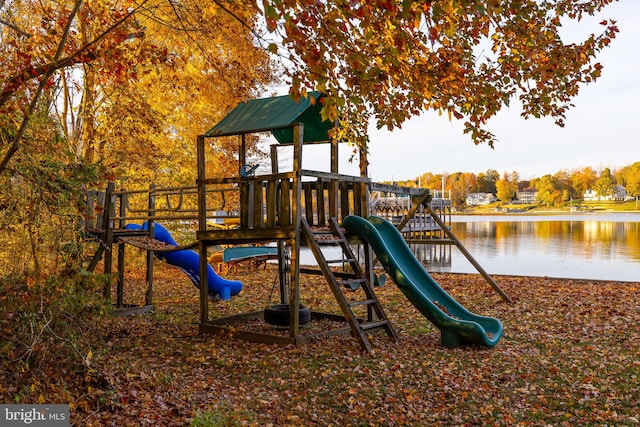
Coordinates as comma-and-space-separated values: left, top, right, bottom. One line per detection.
1, 1, 273, 176
570, 166, 598, 199
532, 174, 564, 206
260, 0, 619, 148
419, 172, 446, 194
75, 1, 274, 187
0, 0, 147, 174
617, 162, 640, 203
475, 169, 499, 194
447, 171, 476, 207
2, 0, 624, 184
1, 1, 274, 276
0, 99, 94, 276
2, 1, 624, 181
552, 170, 572, 201
594, 167, 617, 199
496, 171, 518, 202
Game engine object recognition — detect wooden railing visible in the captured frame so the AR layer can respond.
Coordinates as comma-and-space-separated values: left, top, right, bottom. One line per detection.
86, 170, 371, 245
85, 183, 234, 232
194, 170, 370, 243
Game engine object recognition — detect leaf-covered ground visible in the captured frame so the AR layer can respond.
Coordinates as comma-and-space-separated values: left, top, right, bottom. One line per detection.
4, 262, 640, 426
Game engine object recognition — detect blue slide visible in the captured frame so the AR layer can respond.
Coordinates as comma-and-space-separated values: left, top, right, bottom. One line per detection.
343, 215, 503, 348
126, 223, 242, 300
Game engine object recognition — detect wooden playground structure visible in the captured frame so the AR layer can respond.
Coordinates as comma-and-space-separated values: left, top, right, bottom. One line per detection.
86, 92, 510, 352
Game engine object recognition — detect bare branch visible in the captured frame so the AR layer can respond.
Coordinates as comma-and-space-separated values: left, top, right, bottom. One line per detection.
0, 17, 32, 38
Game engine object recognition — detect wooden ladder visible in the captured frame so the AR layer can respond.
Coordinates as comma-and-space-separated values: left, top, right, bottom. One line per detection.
301, 217, 397, 352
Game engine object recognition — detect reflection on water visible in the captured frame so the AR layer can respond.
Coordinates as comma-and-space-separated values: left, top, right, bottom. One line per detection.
409, 244, 451, 269
420, 214, 640, 282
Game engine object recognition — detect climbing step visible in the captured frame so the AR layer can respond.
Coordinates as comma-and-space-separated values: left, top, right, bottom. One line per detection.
325, 257, 356, 264
348, 298, 378, 307
338, 278, 367, 290
301, 216, 397, 352
360, 320, 391, 331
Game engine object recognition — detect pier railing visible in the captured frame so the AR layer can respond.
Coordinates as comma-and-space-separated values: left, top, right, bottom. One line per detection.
370, 184, 452, 240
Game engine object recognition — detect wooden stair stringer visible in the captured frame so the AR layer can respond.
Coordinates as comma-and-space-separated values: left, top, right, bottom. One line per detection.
301, 217, 397, 352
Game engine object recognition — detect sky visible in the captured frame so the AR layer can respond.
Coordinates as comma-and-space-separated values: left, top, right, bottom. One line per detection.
363, 1, 640, 182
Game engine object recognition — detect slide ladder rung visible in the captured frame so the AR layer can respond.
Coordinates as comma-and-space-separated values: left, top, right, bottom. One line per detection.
361, 320, 391, 331
299, 267, 323, 276
312, 235, 346, 245
325, 258, 355, 264
349, 298, 378, 307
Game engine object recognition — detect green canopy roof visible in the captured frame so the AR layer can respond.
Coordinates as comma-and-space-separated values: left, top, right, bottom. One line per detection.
204, 92, 333, 144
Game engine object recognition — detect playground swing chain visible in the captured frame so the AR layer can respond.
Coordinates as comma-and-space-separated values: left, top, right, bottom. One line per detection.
267, 245, 290, 303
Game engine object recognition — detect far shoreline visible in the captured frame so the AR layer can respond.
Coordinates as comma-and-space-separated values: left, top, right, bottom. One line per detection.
453, 200, 639, 215
453, 209, 640, 216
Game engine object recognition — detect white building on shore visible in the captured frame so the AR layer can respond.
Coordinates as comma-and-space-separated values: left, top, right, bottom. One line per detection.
584, 185, 629, 201
466, 193, 497, 206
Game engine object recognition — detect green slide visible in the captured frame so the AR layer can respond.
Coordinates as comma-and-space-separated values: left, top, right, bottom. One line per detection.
343, 215, 503, 348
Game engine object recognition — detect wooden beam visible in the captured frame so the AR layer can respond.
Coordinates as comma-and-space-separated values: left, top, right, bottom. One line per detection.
395, 190, 432, 232
103, 181, 115, 298
370, 182, 430, 196
198, 171, 294, 185
301, 169, 370, 183
197, 135, 210, 325
289, 122, 304, 339
424, 205, 514, 304
196, 227, 296, 244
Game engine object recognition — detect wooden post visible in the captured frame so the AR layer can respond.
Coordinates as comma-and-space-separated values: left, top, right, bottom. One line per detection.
425, 204, 514, 304
316, 178, 326, 227
303, 183, 314, 224
145, 184, 156, 306
329, 138, 339, 219
239, 134, 249, 228
359, 145, 375, 318
116, 191, 126, 307
329, 179, 338, 219
87, 189, 107, 272
239, 134, 246, 171
330, 138, 338, 174
197, 135, 209, 325
272, 144, 288, 304
288, 123, 303, 339
270, 144, 279, 173
96, 191, 106, 229
103, 181, 115, 298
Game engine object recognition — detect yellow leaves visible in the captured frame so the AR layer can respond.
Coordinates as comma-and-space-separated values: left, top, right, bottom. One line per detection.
438, 72, 458, 85
84, 349, 93, 368
320, 101, 339, 123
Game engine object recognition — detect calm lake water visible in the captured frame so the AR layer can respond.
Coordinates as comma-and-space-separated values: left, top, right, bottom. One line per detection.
417, 213, 640, 282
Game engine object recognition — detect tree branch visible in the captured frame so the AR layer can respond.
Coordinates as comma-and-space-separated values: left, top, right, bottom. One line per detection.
0, 0, 84, 174
0, 0, 153, 174
0, 0, 152, 110
0, 17, 32, 38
